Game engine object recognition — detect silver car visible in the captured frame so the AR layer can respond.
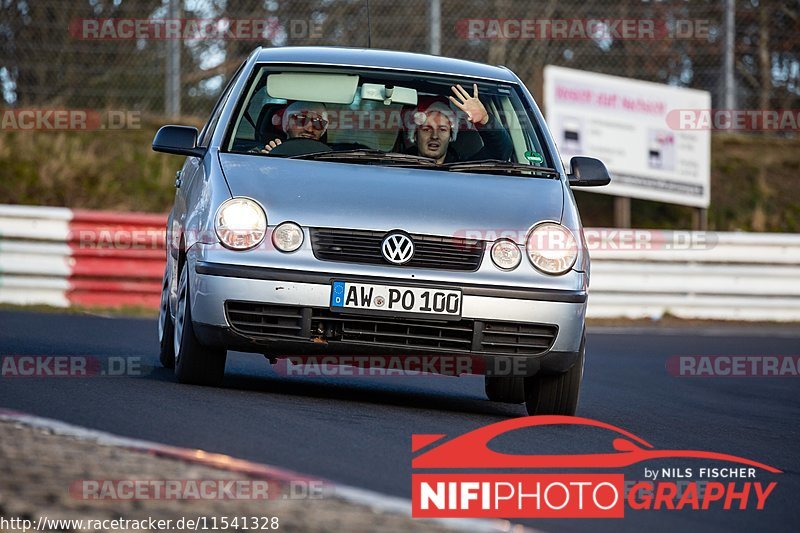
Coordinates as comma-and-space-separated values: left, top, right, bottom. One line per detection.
154, 47, 610, 416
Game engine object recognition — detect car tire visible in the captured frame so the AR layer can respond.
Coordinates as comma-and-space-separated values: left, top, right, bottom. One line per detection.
484, 376, 525, 403
523, 333, 585, 416
173, 262, 227, 386
158, 265, 176, 369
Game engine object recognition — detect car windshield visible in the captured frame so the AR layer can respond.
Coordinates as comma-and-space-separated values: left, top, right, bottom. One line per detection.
225, 66, 556, 173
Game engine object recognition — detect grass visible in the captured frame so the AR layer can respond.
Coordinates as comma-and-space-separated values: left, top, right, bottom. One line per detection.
0, 118, 798, 231
0, 114, 202, 213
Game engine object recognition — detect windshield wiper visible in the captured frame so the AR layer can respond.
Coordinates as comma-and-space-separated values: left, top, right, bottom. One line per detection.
443, 159, 560, 178
289, 149, 438, 167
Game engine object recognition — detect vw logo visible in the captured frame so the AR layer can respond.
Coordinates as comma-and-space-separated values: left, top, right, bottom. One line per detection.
381, 232, 414, 265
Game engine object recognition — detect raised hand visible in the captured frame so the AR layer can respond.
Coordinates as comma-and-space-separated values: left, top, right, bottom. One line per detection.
449, 83, 489, 125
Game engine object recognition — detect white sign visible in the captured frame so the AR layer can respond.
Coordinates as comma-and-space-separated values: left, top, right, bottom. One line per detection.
544, 66, 711, 208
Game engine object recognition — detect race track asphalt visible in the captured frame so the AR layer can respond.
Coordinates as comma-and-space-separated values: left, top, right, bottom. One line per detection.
1, 310, 798, 532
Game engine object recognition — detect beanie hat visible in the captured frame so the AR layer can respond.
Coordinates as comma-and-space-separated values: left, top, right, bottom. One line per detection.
406, 100, 459, 144
274, 101, 329, 134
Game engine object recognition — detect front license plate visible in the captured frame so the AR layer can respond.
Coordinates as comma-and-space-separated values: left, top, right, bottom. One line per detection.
330, 281, 462, 317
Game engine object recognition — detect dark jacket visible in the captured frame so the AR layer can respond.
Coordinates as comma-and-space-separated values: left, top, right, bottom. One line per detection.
406, 114, 513, 163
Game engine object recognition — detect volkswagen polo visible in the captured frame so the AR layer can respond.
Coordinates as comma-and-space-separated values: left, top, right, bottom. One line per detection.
153, 46, 611, 416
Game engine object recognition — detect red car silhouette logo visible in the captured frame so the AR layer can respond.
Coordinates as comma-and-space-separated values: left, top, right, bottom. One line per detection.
412, 416, 781, 472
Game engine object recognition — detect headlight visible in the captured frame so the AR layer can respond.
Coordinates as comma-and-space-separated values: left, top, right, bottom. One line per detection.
272, 222, 304, 252
526, 223, 578, 275
490, 239, 521, 270
214, 198, 267, 250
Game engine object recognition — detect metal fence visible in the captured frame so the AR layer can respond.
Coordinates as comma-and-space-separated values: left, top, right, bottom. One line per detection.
1, 0, 798, 122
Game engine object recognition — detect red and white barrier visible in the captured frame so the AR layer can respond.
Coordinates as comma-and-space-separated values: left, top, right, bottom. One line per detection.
1, 204, 799, 320
0, 204, 165, 308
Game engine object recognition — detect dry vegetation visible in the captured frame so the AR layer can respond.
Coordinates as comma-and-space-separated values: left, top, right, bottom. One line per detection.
0, 114, 201, 213
1, 122, 798, 231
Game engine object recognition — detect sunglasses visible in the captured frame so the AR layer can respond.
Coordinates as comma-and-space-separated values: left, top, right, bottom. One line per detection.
288, 112, 328, 130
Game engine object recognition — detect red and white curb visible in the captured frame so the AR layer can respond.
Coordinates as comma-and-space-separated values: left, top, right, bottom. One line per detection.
0, 204, 165, 308
0, 409, 520, 533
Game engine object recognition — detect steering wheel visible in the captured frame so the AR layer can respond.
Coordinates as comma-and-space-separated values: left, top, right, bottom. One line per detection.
236, 140, 268, 153
264, 138, 332, 157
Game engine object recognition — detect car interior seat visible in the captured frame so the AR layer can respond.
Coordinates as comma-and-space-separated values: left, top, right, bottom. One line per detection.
255, 104, 288, 144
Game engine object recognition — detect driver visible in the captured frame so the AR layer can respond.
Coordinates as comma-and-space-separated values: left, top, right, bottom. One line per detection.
407, 84, 512, 164
260, 101, 328, 154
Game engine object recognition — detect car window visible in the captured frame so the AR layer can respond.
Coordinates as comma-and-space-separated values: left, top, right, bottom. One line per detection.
223, 66, 556, 170
198, 60, 246, 147
235, 84, 287, 144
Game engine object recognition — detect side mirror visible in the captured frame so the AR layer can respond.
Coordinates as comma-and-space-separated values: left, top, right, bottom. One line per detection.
568, 156, 611, 187
152, 125, 206, 158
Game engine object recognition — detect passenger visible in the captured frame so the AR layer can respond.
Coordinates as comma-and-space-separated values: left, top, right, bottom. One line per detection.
406, 84, 512, 164
260, 101, 329, 153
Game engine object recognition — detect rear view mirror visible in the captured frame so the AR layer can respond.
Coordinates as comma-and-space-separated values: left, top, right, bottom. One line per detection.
568, 156, 612, 187
361, 83, 418, 105
152, 125, 205, 158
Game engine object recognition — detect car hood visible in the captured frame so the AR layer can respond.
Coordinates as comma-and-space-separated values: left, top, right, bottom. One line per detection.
219, 153, 564, 242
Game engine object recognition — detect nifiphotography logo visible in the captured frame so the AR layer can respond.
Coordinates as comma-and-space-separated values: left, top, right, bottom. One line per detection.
411, 416, 781, 518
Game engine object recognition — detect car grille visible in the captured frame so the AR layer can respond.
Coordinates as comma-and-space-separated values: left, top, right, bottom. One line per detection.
225, 302, 308, 339
481, 321, 558, 354
313, 311, 474, 352
225, 302, 557, 356
309, 228, 484, 271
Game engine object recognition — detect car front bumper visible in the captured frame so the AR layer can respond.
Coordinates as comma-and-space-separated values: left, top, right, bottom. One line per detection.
186, 247, 587, 376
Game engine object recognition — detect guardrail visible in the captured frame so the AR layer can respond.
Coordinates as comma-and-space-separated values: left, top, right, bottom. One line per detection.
0, 205, 165, 308
1, 205, 798, 321
586, 231, 800, 321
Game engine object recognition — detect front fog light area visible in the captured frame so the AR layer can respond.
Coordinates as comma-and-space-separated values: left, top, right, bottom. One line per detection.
491, 239, 522, 270
214, 198, 267, 250
272, 222, 304, 252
